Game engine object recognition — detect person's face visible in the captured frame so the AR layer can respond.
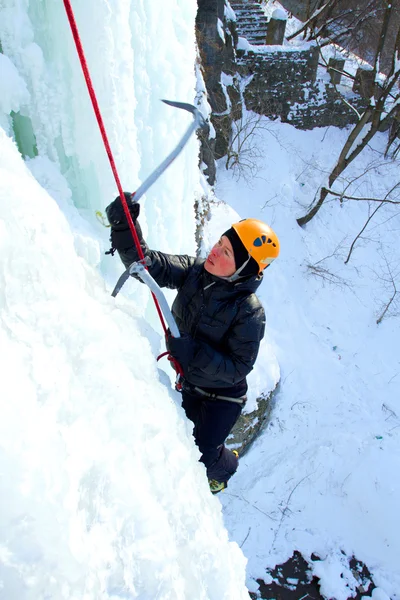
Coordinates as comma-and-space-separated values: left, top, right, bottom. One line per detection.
204, 235, 236, 278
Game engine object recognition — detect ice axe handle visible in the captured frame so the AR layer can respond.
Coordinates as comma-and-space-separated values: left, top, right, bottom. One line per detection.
131, 100, 207, 205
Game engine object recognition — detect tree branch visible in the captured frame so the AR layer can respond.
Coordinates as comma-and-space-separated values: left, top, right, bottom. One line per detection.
344, 202, 384, 264
323, 188, 400, 204
286, 0, 339, 41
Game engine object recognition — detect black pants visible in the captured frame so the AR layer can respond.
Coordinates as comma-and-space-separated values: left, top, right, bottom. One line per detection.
181, 389, 242, 483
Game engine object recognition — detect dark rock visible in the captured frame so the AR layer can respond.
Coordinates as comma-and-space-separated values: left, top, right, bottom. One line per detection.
286, 83, 368, 129
211, 114, 231, 159
226, 385, 277, 455
196, 0, 238, 183
227, 83, 242, 121
250, 552, 377, 599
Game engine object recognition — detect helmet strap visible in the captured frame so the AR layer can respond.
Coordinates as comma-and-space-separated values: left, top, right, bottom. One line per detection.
223, 254, 253, 283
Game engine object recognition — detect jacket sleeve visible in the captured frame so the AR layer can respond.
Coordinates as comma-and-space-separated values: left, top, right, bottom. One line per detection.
115, 229, 196, 291
188, 302, 265, 387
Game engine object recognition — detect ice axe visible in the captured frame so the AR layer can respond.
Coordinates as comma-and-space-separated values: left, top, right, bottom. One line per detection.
111, 100, 208, 299
130, 100, 208, 205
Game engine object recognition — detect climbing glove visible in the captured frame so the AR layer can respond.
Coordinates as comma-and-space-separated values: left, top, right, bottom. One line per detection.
166, 330, 197, 375
105, 193, 143, 252
106, 192, 140, 230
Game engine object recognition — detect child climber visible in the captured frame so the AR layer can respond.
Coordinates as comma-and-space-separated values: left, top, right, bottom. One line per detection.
106, 194, 279, 494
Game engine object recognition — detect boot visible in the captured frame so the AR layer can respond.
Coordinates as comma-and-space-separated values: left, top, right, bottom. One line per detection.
209, 479, 227, 494
208, 451, 239, 494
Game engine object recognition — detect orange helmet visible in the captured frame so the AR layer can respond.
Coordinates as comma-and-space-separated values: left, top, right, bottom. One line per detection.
232, 219, 280, 273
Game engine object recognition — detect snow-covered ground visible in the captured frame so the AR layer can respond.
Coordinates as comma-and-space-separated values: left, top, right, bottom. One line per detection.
214, 120, 400, 599
1, 1, 400, 599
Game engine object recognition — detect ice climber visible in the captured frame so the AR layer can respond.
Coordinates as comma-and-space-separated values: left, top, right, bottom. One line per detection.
106, 193, 280, 494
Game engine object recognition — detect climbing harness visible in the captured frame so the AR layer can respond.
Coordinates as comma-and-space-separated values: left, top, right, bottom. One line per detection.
181, 381, 247, 406
62, 0, 206, 378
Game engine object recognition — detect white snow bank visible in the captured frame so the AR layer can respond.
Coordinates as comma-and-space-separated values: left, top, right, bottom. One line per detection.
0, 129, 249, 599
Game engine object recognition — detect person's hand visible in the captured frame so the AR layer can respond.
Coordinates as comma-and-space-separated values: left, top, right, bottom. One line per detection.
105, 193, 144, 252
166, 331, 197, 375
106, 192, 140, 231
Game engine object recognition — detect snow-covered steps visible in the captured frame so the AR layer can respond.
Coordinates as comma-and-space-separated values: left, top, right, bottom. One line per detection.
229, 0, 268, 46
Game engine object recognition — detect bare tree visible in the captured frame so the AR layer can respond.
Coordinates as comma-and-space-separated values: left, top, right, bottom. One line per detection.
218, 88, 280, 183
306, 239, 350, 287
375, 252, 400, 324
286, 0, 341, 42
344, 202, 384, 265
223, 109, 271, 180
297, 1, 400, 226
385, 106, 400, 158
287, 0, 388, 58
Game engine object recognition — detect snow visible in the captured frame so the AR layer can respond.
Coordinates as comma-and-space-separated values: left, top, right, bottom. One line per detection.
215, 121, 400, 598
1, 1, 400, 599
0, 1, 249, 598
0, 129, 249, 599
271, 9, 287, 22
217, 18, 225, 44
263, 0, 299, 40
0, 54, 29, 117
237, 36, 252, 52
373, 588, 392, 600
238, 38, 317, 54
224, 1, 236, 23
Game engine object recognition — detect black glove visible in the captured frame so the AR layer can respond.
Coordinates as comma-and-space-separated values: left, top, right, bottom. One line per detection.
105, 193, 143, 253
105, 192, 140, 230
166, 331, 197, 375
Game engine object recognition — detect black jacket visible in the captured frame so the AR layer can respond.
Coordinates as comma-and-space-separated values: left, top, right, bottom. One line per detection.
116, 233, 266, 397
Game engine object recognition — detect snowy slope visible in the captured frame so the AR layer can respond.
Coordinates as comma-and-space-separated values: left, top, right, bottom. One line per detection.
214, 121, 400, 599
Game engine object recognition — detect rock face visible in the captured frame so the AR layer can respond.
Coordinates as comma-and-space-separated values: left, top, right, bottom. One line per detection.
237, 43, 369, 129
196, 0, 235, 113
195, 0, 374, 182
238, 45, 320, 121
196, 0, 238, 183
226, 386, 278, 456
249, 551, 377, 599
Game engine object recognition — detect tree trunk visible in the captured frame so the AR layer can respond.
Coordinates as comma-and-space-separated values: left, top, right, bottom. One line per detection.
296, 1, 399, 228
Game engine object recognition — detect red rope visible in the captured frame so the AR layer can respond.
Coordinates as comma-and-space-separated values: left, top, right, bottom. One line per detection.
157, 351, 184, 375
157, 352, 184, 391
63, 0, 167, 333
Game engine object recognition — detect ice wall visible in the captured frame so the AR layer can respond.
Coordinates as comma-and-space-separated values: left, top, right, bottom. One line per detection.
0, 128, 248, 599
0, 2, 251, 599
0, 0, 200, 253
